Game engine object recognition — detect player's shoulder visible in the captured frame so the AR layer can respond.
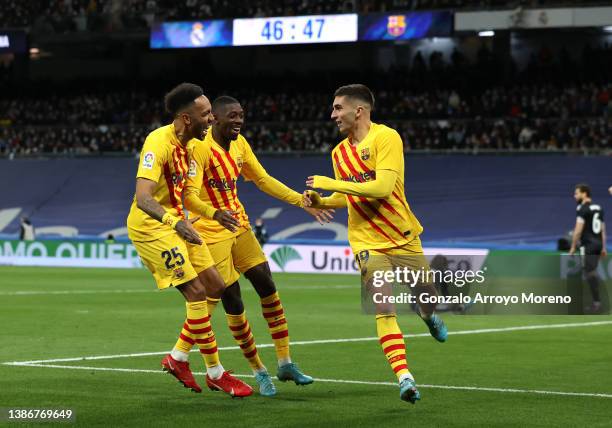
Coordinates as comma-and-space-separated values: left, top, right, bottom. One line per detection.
145, 124, 172, 144
143, 124, 174, 154
191, 134, 211, 152
235, 134, 251, 151
372, 122, 401, 140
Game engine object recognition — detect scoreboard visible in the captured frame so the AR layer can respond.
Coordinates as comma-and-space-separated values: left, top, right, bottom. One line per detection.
151, 11, 452, 49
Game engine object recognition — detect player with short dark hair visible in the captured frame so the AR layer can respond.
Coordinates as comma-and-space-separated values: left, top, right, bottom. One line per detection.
334, 84, 375, 109
569, 183, 607, 313
182, 95, 333, 396
304, 84, 447, 404
127, 83, 252, 397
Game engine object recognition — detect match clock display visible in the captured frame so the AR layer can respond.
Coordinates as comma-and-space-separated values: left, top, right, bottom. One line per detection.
233, 14, 358, 46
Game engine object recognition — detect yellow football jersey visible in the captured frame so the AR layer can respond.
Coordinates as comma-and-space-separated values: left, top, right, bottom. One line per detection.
331, 122, 423, 253
185, 132, 271, 244
127, 124, 195, 242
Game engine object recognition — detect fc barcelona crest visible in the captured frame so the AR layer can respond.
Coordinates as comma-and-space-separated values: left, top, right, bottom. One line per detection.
173, 267, 185, 279
360, 147, 370, 161
358, 250, 369, 263
236, 156, 243, 169
387, 15, 406, 38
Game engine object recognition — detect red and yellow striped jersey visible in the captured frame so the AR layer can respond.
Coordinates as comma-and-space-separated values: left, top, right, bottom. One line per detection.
127, 124, 195, 242
331, 122, 423, 253
185, 132, 269, 244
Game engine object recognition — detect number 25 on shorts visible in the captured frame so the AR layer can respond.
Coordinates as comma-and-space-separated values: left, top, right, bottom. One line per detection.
161, 247, 185, 269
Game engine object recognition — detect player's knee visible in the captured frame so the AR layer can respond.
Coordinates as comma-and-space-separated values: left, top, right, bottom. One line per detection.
179, 279, 207, 302
375, 302, 396, 315
585, 270, 599, 279
198, 267, 225, 299
221, 282, 244, 314
245, 262, 276, 296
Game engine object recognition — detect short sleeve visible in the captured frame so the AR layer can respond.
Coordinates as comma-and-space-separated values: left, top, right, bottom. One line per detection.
576, 206, 586, 222
240, 138, 268, 182
376, 128, 403, 173
136, 136, 164, 182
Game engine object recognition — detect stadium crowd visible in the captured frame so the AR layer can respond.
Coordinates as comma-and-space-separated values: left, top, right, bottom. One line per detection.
2, 0, 611, 32
2, 115, 609, 156
4, 82, 612, 126
2, 43, 612, 155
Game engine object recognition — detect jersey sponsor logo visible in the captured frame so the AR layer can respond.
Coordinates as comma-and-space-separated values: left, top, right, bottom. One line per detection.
387, 15, 407, 38
207, 177, 237, 191
360, 147, 370, 160
142, 152, 155, 169
188, 160, 197, 177
340, 170, 376, 183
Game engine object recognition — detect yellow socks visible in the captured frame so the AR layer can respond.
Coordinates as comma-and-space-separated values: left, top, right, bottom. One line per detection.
226, 311, 266, 373
185, 301, 220, 368
376, 314, 412, 381
261, 291, 290, 364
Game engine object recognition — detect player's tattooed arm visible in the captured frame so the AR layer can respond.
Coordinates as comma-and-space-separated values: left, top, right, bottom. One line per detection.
135, 178, 167, 222
136, 178, 203, 245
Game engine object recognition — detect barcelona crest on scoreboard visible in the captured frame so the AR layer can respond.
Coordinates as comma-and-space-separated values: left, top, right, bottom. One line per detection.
387, 15, 407, 38
359, 11, 451, 41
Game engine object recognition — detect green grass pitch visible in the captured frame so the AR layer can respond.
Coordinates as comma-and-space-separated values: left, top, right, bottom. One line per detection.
1, 266, 611, 427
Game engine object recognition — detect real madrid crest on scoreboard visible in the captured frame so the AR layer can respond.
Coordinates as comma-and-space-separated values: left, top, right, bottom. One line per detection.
189, 22, 206, 47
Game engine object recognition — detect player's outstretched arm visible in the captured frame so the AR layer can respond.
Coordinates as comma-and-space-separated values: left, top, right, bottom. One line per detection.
241, 143, 334, 223
135, 178, 202, 245
241, 147, 303, 207
303, 190, 347, 209
306, 169, 396, 199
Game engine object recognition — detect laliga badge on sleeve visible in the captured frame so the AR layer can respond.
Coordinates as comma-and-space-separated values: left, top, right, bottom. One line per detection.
142, 152, 155, 169
188, 159, 197, 177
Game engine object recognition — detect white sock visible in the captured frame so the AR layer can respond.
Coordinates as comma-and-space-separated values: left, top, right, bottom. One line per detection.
253, 367, 268, 376
170, 348, 189, 362
278, 357, 292, 367
207, 364, 225, 380
399, 372, 415, 383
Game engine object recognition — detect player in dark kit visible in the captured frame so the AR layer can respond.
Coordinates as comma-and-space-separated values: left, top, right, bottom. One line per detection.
569, 183, 607, 313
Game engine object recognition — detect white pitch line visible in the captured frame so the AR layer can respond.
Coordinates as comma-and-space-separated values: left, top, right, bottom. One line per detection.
0, 290, 152, 296
5, 320, 612, 366
0, 285, 357, 296
5, 363, 612, 399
